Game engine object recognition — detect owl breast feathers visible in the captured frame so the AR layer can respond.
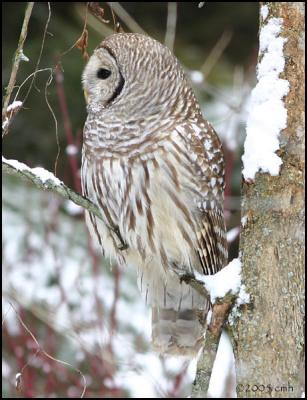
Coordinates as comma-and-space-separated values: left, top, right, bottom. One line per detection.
81, 33, 227, 356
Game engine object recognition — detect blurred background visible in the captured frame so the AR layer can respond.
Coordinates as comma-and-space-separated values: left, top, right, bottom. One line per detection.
2, 2, 258, 398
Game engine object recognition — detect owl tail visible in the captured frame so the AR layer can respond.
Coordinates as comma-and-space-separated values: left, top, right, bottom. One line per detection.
151, 306, 208, 356
137, 266, 209, 356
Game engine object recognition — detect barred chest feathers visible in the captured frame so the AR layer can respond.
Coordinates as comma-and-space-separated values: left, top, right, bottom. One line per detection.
82, 123, 208, 280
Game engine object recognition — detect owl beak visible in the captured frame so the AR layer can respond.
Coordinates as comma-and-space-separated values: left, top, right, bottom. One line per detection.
84, 89, 89, 104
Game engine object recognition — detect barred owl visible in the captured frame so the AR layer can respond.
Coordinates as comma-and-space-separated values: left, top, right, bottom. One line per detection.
82, 33, 227, 356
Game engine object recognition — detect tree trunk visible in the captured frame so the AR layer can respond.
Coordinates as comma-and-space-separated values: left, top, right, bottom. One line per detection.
234, 2, 305, 398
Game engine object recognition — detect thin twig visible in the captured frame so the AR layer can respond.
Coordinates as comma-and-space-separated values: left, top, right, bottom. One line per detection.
2, 2, 34, 136
61, 3, 89, 60
178, 272, 210, 300
9, 68, 52, 102
21, 3, 51, 106
201, 29, 233, 78
165, 2, 177, 51
79, 5, 113, 38
106, 2, 147, 34
44, 69, 61, 177
6, 301, 87, 398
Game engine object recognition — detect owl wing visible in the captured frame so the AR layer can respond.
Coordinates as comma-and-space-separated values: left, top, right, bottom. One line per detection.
196, 208, 228, 275
175, 119, 228, 276
81, 150, 127, 259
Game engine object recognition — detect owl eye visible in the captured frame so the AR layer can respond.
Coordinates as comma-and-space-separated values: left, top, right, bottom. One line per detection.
97, 68, 111, 79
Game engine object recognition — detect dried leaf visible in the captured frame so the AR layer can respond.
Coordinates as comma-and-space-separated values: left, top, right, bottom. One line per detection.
75, 29, 89, 61
88, 2, 109, 24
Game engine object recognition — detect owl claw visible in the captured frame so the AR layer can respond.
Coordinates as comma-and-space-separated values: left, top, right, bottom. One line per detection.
112, 225, 128, 251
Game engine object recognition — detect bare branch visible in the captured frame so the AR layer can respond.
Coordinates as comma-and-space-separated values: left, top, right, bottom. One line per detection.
177, 272, 210, 300
192, 329, 220, 397
76, 4, 113, 38
2, 2, 34, 135
165, 2, 177, 51
201, 29, 233, 79
2, 157, 128, 250
21, 2, 52, 106
2, 156, 102, 220
106, 2, 147, 35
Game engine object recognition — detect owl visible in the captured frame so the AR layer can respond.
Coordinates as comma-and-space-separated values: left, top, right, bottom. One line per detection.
81, 33, 227, 356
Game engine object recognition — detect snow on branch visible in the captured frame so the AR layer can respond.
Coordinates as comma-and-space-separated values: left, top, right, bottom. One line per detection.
195, 258, 245, 303
178, 258, 248, 306
242, 14, 289, 181
2, 156, 102, 221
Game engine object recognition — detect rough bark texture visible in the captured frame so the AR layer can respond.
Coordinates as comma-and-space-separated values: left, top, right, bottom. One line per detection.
192, 329, 221, 398
234, 3, 305, 398
192, 296, 236, 398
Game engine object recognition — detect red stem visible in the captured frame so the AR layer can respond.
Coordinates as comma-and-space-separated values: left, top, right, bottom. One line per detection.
109, 264, 120, 336
55, 66, 81, 193
168, 363, 189, 398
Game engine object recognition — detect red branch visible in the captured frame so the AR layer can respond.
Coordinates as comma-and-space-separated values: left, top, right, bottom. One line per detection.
55, 65, 81, 193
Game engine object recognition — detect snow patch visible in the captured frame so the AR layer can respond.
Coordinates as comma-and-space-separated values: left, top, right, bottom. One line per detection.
2, 360, 11, 378
2, 156, 62, 186
19, 52, 29, 62
228, 274, 250, 326
2, 117, 9, 130
66, 144, 78, 156
208, 330, 236, 398
7, 101, 22, 113
195, 258, 242, 302
190, 70, 204, 84
241, 215, 248, 227
32, 167, 62, 185
227, 227, 240, 243
237, 284, 250, 305
261, 5, 269, 21
242, 17, 289, 180
64, 200, 83, 216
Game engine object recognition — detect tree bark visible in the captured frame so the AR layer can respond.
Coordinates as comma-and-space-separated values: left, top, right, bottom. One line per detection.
234, 2, 305, 398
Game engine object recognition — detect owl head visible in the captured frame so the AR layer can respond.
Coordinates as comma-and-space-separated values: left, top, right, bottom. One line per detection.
82, 40, 124, 110
82, 33, 199, 120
